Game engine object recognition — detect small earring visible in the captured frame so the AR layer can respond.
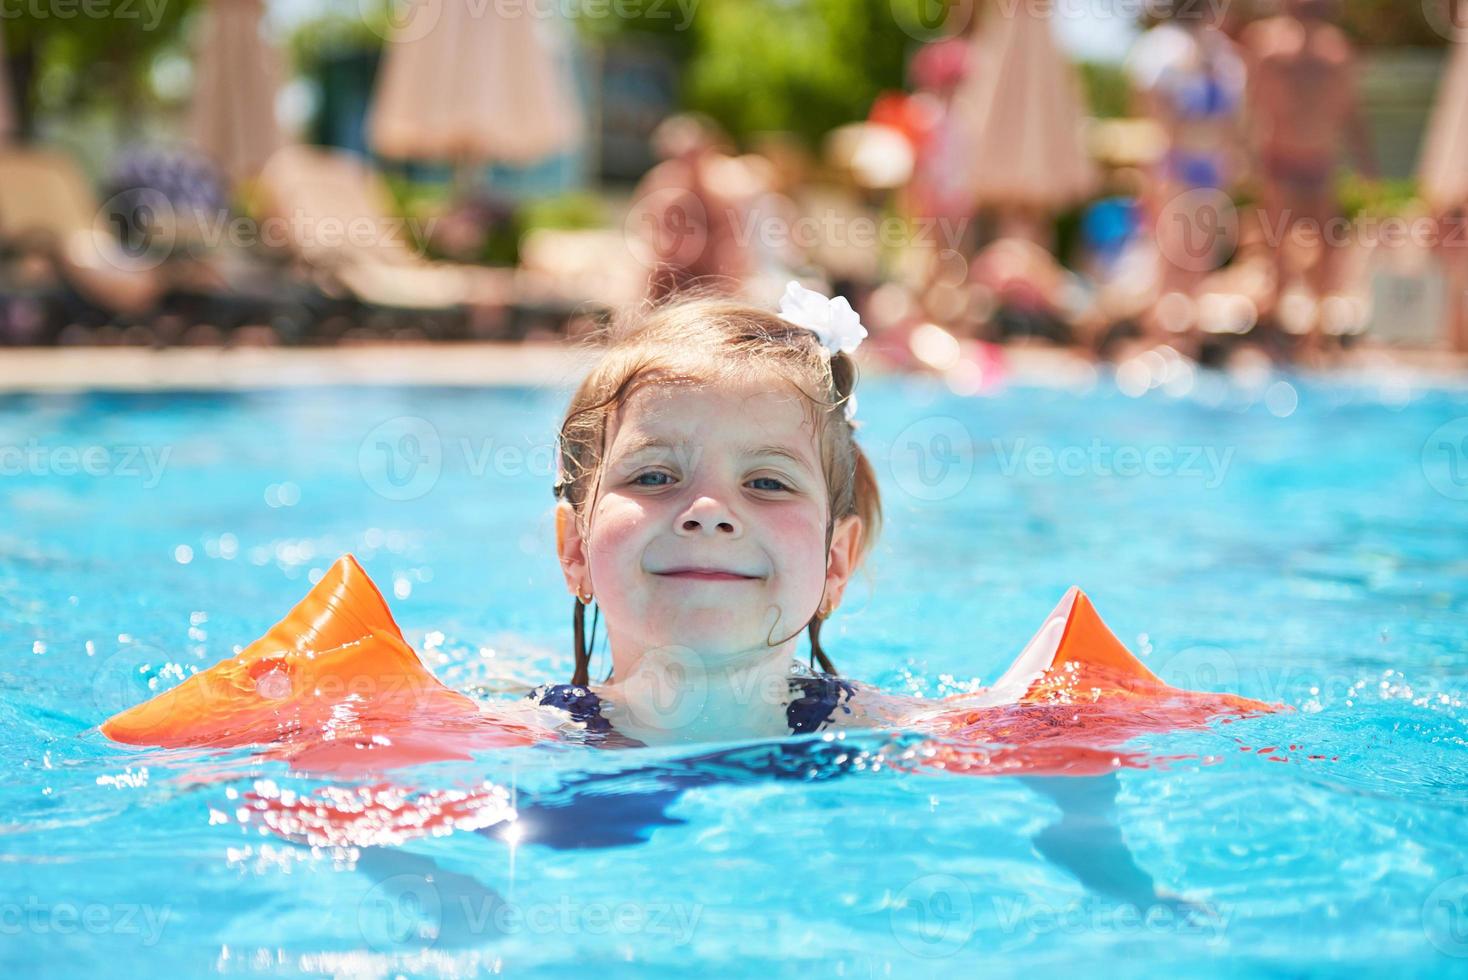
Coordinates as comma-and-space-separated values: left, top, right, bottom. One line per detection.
577, 587, 594, 605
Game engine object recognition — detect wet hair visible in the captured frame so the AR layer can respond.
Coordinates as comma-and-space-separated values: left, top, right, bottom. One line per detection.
553, 291, 883, 686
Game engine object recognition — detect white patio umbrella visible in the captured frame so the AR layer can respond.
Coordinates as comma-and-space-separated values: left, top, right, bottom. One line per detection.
188, 0, 285, 184
951, 0, 1098, 211
1420, 29, 1468, 211
0, 21, 15, 142
367, 0, 581, 166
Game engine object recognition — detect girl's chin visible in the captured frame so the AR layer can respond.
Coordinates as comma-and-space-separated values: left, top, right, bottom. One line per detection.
640, 618, 780, 653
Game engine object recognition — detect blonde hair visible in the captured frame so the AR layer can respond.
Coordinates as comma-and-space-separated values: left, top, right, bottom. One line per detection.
554, 293, 883, 682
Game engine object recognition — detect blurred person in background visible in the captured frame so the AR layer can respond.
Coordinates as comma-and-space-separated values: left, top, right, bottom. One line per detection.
1241, 0, 1376, 351
1420, 0, 1468, 353
1126, 0, 1248, 348
631, 114, 764, 303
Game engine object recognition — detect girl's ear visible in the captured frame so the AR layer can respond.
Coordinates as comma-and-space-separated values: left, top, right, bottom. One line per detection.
823, 514, 863, 611
555, 500, 590, 597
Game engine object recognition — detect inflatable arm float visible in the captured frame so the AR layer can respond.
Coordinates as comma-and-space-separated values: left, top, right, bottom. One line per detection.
101, 555, 1278, 776
100, 555, 538, 771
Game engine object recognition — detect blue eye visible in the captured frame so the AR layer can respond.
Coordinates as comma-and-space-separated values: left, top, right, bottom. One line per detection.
749, 476, 791, 493
632, 471, 674, 486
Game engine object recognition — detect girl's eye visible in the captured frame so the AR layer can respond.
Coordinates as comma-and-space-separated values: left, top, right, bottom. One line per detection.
749, 476, 792, 493
631, 470, 674, 487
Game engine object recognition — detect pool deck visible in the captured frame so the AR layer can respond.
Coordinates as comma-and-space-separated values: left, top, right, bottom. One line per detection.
0, 342, 1464, 392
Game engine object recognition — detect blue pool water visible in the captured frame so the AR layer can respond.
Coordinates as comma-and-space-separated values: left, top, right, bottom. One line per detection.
2, 368, 1467, 977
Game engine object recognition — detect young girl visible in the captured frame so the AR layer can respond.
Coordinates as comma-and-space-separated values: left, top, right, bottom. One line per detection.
530, 281, 883, 747
101, 280, 1272, 772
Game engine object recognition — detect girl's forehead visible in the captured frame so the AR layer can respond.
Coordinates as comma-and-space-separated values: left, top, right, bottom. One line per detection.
610, 380, 816, 446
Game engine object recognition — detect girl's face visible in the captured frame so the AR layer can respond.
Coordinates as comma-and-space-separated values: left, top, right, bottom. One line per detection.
556, 379, 863, 670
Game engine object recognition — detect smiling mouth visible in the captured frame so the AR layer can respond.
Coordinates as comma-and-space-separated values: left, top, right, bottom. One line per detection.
652, 569, 762, 582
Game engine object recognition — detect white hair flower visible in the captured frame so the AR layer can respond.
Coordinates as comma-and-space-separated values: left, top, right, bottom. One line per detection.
776, 280, 865, 422
777, 281, 868, 358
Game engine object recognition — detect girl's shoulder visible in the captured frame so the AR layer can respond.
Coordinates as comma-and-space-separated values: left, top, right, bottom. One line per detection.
527, 673, 859, 736
786, 672, 859, 733
527, 683, 612, 733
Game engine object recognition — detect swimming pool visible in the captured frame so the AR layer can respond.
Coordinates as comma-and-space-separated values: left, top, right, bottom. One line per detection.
3, 366, 1466, 977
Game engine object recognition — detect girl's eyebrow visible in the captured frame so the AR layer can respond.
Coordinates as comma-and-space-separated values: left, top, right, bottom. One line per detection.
615, 436, 817, 476
740, 444, 817, 476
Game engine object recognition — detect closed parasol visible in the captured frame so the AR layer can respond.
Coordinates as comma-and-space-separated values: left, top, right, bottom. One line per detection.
0, 20, 14, 142
188, 0, 285, 184
1420, 28, 1468, 211
367, 0, 581, 165
951, 0, 1098, 211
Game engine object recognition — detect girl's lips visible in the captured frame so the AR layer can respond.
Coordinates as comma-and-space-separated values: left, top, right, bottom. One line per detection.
653, 570, 761, 582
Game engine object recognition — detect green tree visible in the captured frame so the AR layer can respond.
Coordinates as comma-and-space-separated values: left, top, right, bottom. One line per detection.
2, 0, 200, 133
594, 0, 939, 148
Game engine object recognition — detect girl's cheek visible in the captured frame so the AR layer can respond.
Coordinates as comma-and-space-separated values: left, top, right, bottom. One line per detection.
587, 496, 647, 566
766, 505, 828, 576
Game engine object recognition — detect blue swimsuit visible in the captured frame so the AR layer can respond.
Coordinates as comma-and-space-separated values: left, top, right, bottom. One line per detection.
493, 675, 870, 848
526, 674, 858, 742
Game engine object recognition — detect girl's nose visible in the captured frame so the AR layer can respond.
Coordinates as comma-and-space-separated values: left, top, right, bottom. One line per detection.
675, 495, 741, 537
